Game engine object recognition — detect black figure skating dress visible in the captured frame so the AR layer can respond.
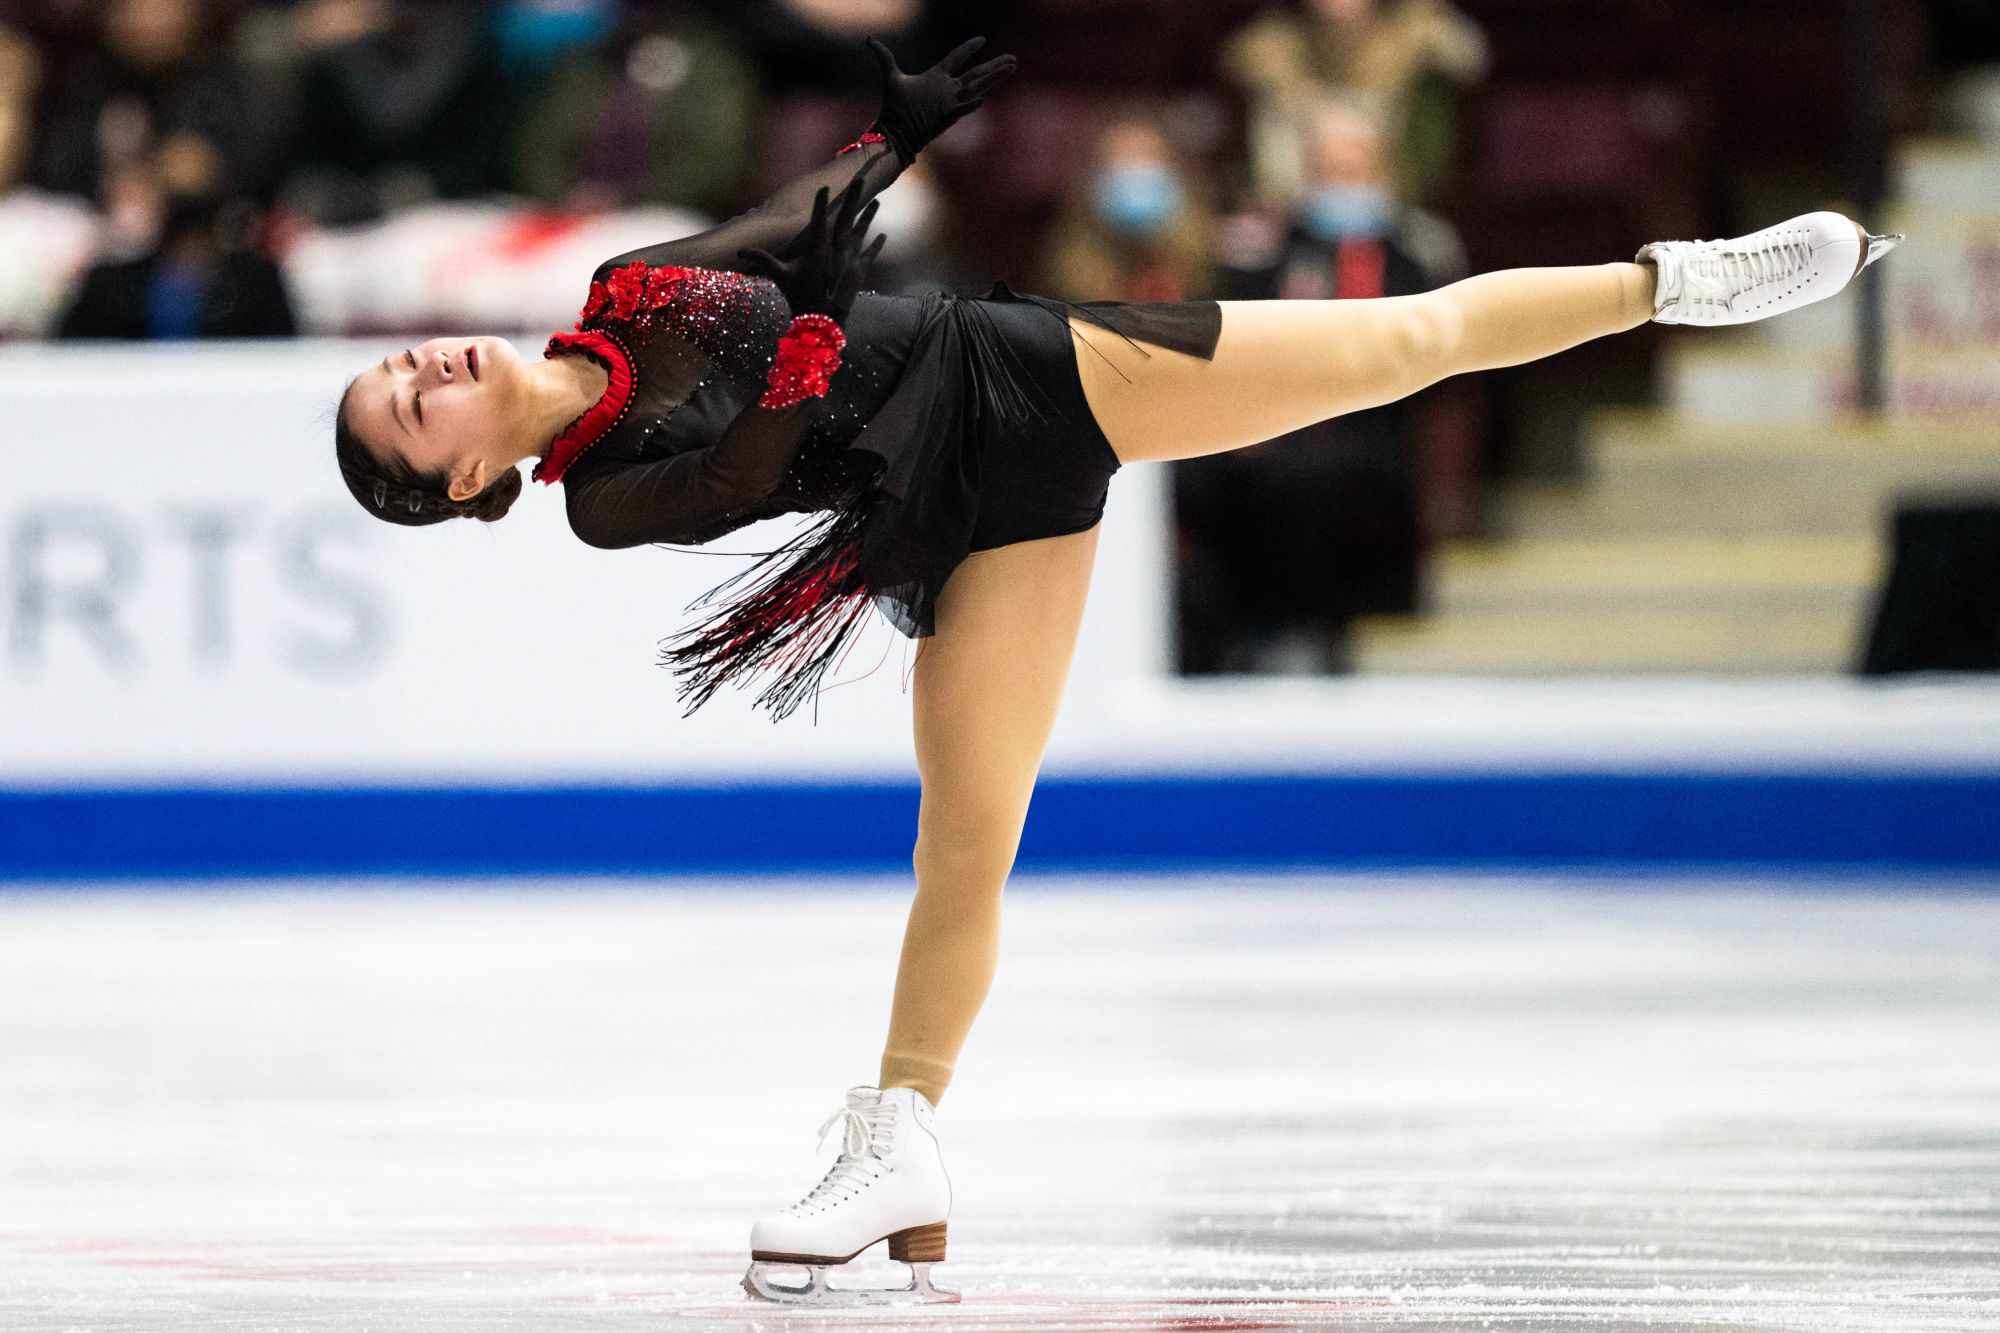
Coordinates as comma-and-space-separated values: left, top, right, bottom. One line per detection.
535, 133, 1220, 718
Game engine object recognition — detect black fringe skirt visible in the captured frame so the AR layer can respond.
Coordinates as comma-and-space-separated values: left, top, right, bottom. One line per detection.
663, 287, 1222, 720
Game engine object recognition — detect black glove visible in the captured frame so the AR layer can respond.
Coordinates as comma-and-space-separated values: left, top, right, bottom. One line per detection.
738, 173, 885, 323
866, 35, 1016, 166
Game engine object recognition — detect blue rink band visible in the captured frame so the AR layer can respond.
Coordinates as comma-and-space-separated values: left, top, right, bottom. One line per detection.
2, 772, 1998, 879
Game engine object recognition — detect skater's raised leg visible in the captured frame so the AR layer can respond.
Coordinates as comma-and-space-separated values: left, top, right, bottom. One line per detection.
1081, 211, 1897, 465
1078, 262, 1657, 464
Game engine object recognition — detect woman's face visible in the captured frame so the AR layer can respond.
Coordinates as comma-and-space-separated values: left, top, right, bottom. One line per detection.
106, 0, 204, 72
1309, 0, 1376, 27
345, 335, 527, 499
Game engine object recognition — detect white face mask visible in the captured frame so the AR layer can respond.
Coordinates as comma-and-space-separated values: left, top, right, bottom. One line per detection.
1301, 184, 1394, 242
1093, 163, 1183, 240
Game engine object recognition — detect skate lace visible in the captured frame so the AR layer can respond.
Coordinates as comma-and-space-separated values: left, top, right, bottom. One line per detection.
786, 1100, 898, 1213
1677, 233, 1814, 306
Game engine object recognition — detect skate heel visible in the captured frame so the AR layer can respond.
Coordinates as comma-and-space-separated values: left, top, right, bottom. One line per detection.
887, 1221, 947, 1263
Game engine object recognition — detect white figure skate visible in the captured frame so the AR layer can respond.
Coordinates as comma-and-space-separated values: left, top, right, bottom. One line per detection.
741, 1085, 956, 1306
1638, 210, 1901, 326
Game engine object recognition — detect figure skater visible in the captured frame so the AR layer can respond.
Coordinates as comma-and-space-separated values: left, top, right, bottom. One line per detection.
332, 37, 1898, 1307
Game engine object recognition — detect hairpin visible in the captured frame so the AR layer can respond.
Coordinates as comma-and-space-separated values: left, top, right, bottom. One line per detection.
373, 480, 388, 508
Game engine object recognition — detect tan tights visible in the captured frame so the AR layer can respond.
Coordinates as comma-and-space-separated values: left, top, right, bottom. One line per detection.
878, 263, 1657, 1105
877, 527, 1099, 1103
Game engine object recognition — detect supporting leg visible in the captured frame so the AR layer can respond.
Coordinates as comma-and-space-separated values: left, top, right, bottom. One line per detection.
877, 526, 1101, 1106
1078, 263, 1657, 465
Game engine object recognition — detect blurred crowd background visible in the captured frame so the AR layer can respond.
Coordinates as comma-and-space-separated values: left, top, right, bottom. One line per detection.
2, 0, 1997, 678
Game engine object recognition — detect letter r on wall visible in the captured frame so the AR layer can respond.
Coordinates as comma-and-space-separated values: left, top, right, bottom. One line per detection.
8, 506, 142, 673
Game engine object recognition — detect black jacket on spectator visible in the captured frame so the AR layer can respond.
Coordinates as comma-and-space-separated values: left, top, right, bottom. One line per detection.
286, 5, 509, 214
56, 250, 296, 340
1175, 223, 1441, 673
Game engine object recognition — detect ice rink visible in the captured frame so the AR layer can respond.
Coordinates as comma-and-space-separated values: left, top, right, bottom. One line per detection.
3, 876, 1997, 1332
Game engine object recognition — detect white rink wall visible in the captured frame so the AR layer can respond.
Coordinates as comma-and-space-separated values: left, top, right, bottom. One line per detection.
5, 340, 2000, 788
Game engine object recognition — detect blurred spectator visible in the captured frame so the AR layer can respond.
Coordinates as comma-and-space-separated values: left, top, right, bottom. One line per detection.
727, 0, 987, 202
511, 3, 756, 216
55, 129, 295, 339
493, 0, 619, 76
1041, 108, 1214, 302
726, 0, 940, 95
0, 23, 36, 193
1225, 0, 1486, 207
281, 0, 509, 225
32, 0, 281, 204
1218, 97, 1463, 299
1176, 99, 1463, 674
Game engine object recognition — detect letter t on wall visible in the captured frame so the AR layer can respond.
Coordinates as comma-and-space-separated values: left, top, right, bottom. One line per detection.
168, 508, 247, 668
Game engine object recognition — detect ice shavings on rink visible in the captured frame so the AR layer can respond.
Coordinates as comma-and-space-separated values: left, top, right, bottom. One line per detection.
1, 877, 1997, 1331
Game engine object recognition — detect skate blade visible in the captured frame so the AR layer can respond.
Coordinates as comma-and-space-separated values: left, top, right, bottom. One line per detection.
743, 1260, 960, 1306
1863, 233, 1903, 269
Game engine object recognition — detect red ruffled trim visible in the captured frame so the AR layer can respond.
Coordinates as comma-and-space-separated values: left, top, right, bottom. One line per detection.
579, 261, 692, 328
535, 330, 634, 484
837, 128, 888, 156
758, 313, 846, 409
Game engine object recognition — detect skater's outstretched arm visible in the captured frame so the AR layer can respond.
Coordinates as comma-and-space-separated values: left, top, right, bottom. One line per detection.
594, 37, 1013, 280
593, 139, 900, 282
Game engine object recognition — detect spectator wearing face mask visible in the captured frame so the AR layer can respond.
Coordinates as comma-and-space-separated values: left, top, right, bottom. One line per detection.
1221, 99, 1463, 305
1175, 100, 1463, 675
1041, 109, 1214, 304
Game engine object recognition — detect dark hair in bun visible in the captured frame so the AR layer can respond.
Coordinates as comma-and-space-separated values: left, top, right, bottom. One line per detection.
334, 382, 522, 527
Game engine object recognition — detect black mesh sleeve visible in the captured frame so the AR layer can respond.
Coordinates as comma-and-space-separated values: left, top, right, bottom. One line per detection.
563, 403, 812, 549
592, 139, 903, 281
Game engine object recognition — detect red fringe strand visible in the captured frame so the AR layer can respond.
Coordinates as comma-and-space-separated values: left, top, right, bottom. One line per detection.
660, 506, 875, 721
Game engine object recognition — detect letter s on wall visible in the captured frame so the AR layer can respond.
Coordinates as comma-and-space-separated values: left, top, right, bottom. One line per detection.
278, 508, 391, 677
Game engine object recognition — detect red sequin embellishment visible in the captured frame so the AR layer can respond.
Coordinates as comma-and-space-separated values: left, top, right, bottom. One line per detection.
758, 314, 846, 409
574, 260, 773, 367
837, 128, 888, 156
535, 330, 633, 484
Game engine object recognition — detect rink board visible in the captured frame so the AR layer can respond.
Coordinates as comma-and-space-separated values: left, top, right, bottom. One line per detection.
4, 772, 2000, 877
5, 342, 2000, 878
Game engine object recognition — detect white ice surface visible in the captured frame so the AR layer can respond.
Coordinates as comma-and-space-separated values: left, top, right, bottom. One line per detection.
1, 877, 1997, 1331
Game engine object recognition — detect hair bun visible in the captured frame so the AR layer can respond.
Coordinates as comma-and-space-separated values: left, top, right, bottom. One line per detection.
468, 466, 523, 523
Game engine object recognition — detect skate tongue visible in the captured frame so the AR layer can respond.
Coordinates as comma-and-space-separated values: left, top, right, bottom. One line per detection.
1636, 243, 1684, 314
